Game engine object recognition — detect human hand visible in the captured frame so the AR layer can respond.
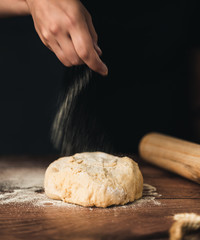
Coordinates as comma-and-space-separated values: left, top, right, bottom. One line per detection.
26, 0, 108, 75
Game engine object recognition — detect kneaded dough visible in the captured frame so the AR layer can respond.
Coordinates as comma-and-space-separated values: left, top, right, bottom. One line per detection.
44, 152, 143, 207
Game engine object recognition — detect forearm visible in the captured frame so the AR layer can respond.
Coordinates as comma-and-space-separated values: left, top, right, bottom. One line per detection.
0, 0, 30, 17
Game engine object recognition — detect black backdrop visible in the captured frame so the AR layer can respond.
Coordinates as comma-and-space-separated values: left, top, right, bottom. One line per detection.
0, 16, 65, 154
0, 1, 200, 155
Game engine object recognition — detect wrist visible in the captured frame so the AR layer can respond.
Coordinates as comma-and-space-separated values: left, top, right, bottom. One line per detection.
18, 0, 30, 15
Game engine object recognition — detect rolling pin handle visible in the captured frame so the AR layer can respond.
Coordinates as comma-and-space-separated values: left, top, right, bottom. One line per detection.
139, 132, 200, 184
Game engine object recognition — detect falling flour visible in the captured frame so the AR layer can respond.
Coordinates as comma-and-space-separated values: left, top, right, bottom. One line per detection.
0, 163, 161, 209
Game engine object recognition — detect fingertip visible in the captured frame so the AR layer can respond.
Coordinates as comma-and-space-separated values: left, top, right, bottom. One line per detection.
100, 63, 108, 76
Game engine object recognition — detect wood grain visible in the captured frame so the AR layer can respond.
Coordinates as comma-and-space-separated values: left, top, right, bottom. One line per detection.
139, 132, 200, 183
0, 155, 200, 240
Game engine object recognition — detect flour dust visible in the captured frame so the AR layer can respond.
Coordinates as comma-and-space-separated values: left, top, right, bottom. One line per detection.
0, 163, 161, 209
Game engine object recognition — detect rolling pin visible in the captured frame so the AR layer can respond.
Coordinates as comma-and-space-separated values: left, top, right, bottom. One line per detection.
139, 132, 200, 184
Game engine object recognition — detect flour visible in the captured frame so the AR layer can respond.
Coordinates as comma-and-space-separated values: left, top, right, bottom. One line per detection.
51, 66, 92, 155
119, 183, 161, 209
0, 164, 74, 208
0, 163, 161, 209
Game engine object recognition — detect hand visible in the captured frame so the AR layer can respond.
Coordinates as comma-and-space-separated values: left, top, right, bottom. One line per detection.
26, 0, 108, 75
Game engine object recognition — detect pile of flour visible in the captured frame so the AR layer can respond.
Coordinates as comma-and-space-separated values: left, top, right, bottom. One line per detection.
0, 161, 161, 208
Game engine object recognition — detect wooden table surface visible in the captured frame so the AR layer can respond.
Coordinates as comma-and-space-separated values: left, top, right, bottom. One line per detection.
0, 155, 200, 240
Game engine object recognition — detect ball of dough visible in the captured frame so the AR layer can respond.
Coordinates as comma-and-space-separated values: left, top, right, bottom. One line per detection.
44, 152, 143, 207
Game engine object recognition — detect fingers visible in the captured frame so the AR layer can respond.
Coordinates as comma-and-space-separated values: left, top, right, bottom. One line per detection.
52, 40, 73, 67
84, 10, 102, 56
34, 23, 72, 67
41, 17, 106, 75
30, 0, 108, 75
57, 33, 83, 66
70, 18, 108, 76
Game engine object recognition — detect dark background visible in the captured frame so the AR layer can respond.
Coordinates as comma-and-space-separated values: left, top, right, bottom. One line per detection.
0, 16, 65, 154
0, 0, 200, 155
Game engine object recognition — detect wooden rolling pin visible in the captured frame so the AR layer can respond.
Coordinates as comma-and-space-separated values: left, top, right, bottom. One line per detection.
139, 132, 200, 184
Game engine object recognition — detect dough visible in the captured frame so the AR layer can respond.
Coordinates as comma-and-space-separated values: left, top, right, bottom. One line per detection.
44, 152, 143, 207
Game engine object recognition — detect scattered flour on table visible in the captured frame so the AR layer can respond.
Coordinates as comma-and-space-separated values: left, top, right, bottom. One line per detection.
0, 164, 161, 209
122, 183, 162, 208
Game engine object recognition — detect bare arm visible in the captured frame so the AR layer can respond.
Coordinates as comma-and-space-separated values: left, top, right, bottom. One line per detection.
0, 0, 29, 17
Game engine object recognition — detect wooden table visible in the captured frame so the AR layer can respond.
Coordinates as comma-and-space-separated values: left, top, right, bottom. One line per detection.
0, 155, 200, 240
